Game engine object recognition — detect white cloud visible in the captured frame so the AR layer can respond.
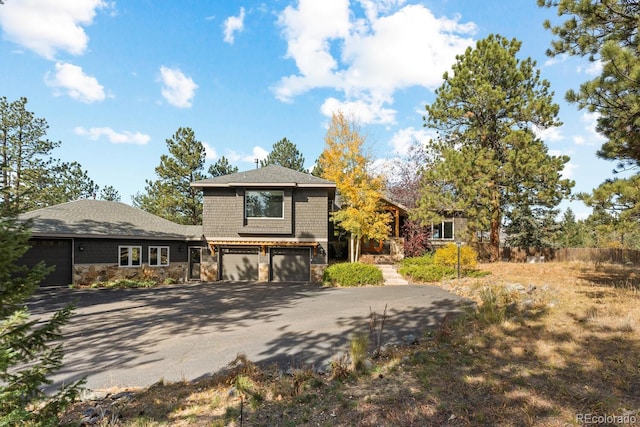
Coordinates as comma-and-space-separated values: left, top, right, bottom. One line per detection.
244, 146, 269, 163
0, 0, 110, 59
274, 1, 476, 123
580, 112, 607, 146
544, 53, 568, 67
388, 126, 434, 156
577, 60, 602, 76
223, 7, 245, 44
225, 146, 269, 165
573, 135, 586, 145
320, 96, 397, 125
203, 142, 218, 160
533, 125, 564, 143
45, 62, 107, 103
562, 162, 578, 180
75, 126, 150, 145
159, 66, 198, 108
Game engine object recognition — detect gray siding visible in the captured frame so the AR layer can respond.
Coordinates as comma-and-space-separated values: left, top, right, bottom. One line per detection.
74, 238, 194, 264
202, 187, 329, 241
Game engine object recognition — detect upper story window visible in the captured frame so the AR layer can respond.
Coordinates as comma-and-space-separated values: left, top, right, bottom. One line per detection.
432, 220, 454, 240
245, 191, 284, 218
119, 246, 142, 267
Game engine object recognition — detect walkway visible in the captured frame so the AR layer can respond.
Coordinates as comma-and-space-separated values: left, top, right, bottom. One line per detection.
378, 264, 409, 285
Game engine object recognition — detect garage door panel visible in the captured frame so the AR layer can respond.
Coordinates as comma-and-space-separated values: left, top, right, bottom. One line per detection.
221, 248, 259, 281
19, 239, 72, 287
271, 248, 310, 282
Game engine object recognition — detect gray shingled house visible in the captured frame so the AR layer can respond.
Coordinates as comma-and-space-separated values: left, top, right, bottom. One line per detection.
191, 164, 336, 282
17, 200, 207, 286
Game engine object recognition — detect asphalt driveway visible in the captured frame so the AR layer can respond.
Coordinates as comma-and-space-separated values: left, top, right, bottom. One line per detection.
26, 281, 466, 392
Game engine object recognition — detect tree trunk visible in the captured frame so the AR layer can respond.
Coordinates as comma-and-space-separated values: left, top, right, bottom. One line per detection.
489, 190, 501, 262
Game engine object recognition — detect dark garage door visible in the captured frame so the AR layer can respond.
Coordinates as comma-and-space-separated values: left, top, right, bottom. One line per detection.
220, 247, 259, 281
19, 239, 72, 287
271, 247, 311, 282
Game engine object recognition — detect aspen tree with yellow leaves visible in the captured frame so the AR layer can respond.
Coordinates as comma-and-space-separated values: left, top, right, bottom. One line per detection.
318, 112, 391, 262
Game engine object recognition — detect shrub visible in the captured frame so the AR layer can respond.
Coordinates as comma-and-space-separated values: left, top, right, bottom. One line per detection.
433, 243, 478, 270
322, 262, 383, 287
399, 264, 457, 282
349, 332, 369, 371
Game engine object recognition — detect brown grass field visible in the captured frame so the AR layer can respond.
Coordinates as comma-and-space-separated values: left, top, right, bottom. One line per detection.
61, 262, 640, 426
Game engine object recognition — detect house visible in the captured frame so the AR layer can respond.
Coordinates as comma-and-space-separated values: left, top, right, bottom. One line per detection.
17, 200, 208, 287
191, 164, 336, 282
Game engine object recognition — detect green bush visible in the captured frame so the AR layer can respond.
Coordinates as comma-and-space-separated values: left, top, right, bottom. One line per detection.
399, 263, 457, 282
322, 262, 383, 287
433, 243, 478, 270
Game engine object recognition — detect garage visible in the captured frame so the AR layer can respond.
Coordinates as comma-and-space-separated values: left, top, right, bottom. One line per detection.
220, 247, 259, 281
270, 247, 311, 282
19, 239, 72, 287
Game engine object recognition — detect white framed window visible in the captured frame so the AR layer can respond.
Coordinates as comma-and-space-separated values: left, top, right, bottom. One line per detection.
432, 221, 454, 240
149, 246, 170, 267
119, 246, 142, 267
245, 190, 284, 218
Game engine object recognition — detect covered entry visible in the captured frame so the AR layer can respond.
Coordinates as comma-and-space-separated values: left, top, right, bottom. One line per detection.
270, 247, 311, 282
220, 247, 259, 281
20, 239, 72, 287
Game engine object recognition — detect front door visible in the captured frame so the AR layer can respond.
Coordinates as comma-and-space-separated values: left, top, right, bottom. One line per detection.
188, 247, 201, 280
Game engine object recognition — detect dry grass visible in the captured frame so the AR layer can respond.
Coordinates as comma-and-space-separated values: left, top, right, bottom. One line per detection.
61, 262, 640, 426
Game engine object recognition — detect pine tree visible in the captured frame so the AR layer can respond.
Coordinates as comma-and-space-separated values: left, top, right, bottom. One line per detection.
208, 156, 238, 177
132, 127, 206, 225
318, 112, 391, 262
419, 35, 574, 260
0, 97, 96, 215
539, 0, 640, 169
260, 138, 306, 172
0, 217, 84, 425
99, 185, 121, 202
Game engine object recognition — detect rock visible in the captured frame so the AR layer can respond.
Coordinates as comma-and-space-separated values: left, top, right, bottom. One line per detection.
505, 283, 526, 292
401, 333, 418, 345
521, 299, 536, 309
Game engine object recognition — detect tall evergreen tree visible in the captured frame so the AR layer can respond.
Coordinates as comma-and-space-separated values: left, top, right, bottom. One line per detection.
318, 112, 391, 262
539, 0, 640, 169
132, 127, 205, 225
0, 97, 97, 215
208, 155, 238, 177
260, 138, 306, 172
0, 217, 84, 425
418, 35, 574, 260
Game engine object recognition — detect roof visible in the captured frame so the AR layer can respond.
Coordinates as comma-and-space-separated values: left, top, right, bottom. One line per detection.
191, 164, 336, 188
17, 200, 203, 240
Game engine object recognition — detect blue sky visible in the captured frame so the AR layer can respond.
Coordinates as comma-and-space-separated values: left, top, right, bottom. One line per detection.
0, 0, 622, 218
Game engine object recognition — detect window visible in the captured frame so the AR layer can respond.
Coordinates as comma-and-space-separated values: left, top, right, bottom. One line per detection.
119, 246, 142, 267
149, 246, 170, 267
432, 221, 454, 240
245, 191, 284, 218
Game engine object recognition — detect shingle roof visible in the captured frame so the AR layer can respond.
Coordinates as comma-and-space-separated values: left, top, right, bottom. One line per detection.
191, 164, 336, 188
17, 200, 203, 240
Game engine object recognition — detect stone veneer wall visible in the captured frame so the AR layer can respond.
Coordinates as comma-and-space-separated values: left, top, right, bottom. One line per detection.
74, 263, 188, 286
200, 261, 217, 282
311, 265, 326, 283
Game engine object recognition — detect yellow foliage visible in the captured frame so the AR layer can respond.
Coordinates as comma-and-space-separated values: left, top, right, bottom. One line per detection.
433, 243, 478, 270
319, 111, 391, 242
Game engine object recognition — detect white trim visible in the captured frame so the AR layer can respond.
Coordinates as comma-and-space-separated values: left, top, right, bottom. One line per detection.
119, 245, 142, 267
148, 246, 170, 267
